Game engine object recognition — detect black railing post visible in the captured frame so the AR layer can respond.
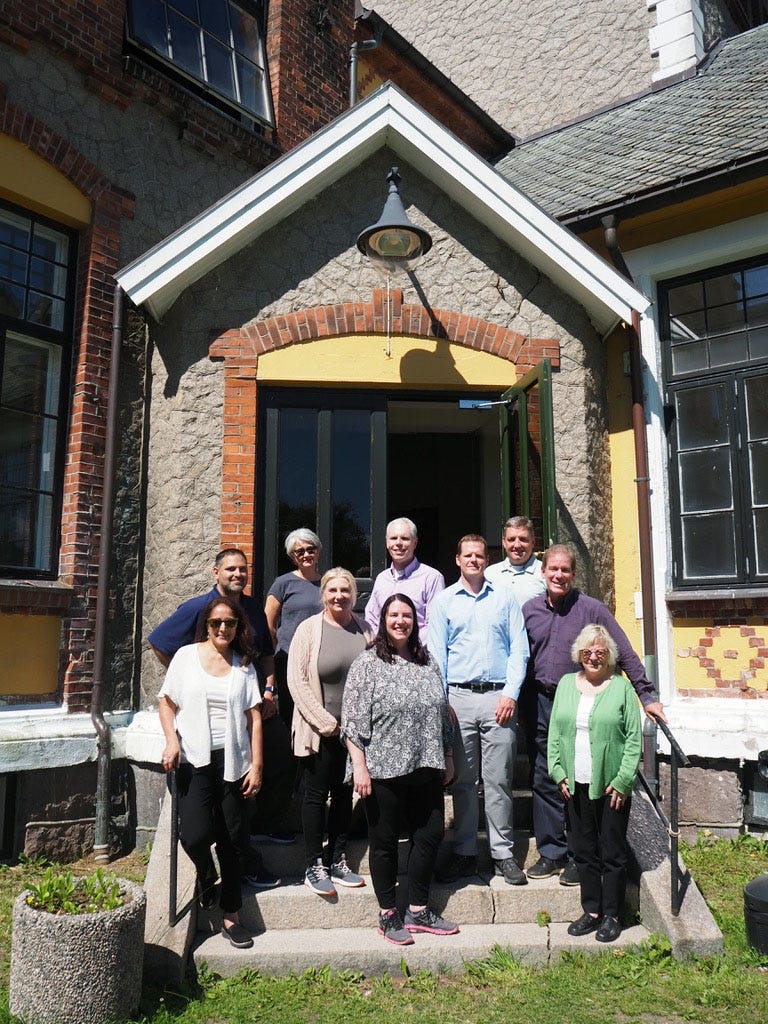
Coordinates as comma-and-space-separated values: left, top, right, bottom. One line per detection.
169, 768, 178, 927
656, 719, 689, 917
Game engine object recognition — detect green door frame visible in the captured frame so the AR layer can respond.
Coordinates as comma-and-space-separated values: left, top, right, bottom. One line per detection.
499, 359, 557, 546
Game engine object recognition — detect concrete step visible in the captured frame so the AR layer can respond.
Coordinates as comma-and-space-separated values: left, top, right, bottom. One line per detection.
192, 919, 654, 978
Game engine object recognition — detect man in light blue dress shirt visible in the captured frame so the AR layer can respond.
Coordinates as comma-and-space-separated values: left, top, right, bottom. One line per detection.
428, 535, 530, 886
485, 516, 546, 609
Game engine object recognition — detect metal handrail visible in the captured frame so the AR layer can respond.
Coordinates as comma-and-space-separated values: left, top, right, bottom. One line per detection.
636, 718, 690, 916
167, 769, 196, 927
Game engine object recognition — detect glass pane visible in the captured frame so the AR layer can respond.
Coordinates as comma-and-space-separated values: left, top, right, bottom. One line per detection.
679, 448, 733, 512
0, 281, 25, 319
705, 271, 743, 306
675, 385, 730, 449
169, 0, 197, 18
332, 410, 371, 578
749, 440, 768, 505
29, 256, 67, 298
745, 264, 768, 298
130, 0, 169, 55
681, 513, 736, 579
667, 281, 703, 316
0, 410, 45, 490
669, 309, 705, 342
747, 294, 768, 327
707, 301, 745, 333
754, 507, 768, 576
1, 335, 60, 415
749, 327, 768, 360
168, 10, 202, 76
0, 244, 27, 284
27, 291, 64, 330
200, 0, 229, 41
32, 224, 69, 263
0, 490, 35, 569
671, 340, 708, 375
746, 375, 768, 439
235, 55, 266, 117
0, 210, 30, 250
277, 408, 317, 572
230, 2, 261, 60
709, 332, 748, 367
204, 34, 235, 97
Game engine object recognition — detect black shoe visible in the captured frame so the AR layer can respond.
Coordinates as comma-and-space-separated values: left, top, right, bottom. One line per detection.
242, 867, 281, 890
195, 869, 218, 909
526, 855, 567, 879
494, 857, 528, 886
596, 915, 622, 942
567, 912, 600, 937
221, 922, 254, 949
435, 854, 477, 884
559, 860, 580, 886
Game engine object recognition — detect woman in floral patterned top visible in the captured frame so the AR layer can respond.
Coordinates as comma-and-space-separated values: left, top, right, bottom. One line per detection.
342, 593, 458, 946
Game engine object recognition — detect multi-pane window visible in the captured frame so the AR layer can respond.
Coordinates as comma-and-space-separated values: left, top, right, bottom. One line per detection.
660, 255, 768, 587
126, 0, 273, 124
0, 205, 74, 576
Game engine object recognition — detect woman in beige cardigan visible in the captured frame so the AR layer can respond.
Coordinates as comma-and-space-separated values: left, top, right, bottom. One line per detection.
287, 567, 372, 897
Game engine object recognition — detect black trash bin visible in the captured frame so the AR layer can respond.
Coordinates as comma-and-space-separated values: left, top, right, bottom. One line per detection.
744, 874, 768, 955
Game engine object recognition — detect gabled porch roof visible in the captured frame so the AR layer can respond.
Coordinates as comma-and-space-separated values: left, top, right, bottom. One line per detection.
116, 83, 649, 333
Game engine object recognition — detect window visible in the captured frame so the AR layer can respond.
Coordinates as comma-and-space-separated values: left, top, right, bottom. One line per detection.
126, 0, 273, 125
0, 204, 75, 576
659, 254, 768, 587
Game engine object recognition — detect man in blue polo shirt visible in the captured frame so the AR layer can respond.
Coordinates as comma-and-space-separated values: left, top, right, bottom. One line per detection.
148, 547, 292, 888
428, 535, 530, 886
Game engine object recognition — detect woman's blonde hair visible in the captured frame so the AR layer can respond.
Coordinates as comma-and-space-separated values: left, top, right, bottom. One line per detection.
570, 623, 618, 669
320, 566, 357, 604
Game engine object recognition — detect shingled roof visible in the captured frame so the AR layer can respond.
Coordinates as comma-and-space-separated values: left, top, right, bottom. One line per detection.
496, 24, 768, 225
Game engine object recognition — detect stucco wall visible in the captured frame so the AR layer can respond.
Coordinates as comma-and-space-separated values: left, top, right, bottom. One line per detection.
368, 0, 656, 138
139, 150, 615, 703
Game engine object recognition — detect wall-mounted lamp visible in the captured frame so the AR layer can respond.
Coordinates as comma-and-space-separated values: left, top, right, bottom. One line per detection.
356, 167, 432, 275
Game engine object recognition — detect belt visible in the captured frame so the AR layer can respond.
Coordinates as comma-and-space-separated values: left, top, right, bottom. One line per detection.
449, 682, 505, 693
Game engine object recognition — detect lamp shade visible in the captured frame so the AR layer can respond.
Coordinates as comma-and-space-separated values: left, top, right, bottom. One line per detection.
356, 167, 432, 272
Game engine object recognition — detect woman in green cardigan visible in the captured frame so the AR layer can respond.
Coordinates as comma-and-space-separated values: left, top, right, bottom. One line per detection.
547, 623, 641, 943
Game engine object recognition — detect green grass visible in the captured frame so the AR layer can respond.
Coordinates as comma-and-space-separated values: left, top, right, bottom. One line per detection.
1, 836, 767, 1024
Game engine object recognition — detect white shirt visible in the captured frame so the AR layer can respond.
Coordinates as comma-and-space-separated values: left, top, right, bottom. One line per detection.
484, 554, 546, 609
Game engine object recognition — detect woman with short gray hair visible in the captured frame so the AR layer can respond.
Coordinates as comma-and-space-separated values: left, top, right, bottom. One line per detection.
265, 528, 323, 728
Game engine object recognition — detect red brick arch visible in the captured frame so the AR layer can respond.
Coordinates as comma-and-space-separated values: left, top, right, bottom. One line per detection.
209, 289, 560, 570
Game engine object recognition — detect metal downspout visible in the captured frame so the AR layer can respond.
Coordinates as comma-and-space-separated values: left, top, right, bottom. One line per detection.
602, 216, 659, 790
90, 282, 124, 862
349, 36, 379, 107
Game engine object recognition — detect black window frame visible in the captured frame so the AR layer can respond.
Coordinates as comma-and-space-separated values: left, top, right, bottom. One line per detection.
125, 0, 274, 128
0, 200, 77, 579
659, 252, 768, 590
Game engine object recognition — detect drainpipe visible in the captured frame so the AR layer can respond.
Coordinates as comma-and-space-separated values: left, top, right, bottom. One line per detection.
90, 282, 124, 863
602, 215, 659, 792
349, 35, 380, 107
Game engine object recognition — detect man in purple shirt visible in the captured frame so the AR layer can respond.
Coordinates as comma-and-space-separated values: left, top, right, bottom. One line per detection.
365, 517, 445, 636
522, 544, 665, 883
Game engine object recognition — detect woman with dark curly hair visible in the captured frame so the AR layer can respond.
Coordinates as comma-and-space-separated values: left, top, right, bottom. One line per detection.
342, 593, 457, 946
159, 594, 262, 949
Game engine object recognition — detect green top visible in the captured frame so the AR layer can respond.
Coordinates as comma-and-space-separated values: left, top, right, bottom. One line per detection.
547, 672, 642, 799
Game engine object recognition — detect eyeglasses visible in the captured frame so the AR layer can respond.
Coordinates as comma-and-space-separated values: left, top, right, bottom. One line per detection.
293, 545, 317, 556
582, 648, 608, 660
207, 618, 237, 630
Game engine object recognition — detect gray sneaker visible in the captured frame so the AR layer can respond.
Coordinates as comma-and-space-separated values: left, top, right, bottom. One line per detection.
404, 907, 459, 935
304, 860, 336, 896
330, 856, 365, 887
377, 908, 414, 945
494, 857, 528, 886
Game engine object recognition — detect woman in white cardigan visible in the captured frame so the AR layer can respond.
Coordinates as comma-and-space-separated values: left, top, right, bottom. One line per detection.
159, 594, 262, 949
288, 567, 371, 897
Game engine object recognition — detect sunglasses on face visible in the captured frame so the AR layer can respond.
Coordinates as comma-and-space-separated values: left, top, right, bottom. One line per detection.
207, 618, 237, 630
294, 546, 317, 556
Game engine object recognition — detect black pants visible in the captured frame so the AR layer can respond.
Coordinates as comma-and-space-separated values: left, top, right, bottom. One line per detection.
174, 752, 247, 913
247, 710, 296, 836
273, 650, 295, 731
301, 735, 352, 867
365, 768, 444, 911
567, 782, 631, 919
523, 689, 569, 861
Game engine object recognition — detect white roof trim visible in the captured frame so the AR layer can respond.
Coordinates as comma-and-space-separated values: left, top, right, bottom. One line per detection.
116, 84, 649, 329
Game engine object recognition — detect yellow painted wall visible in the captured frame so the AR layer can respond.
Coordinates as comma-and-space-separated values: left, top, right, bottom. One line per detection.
672, 617, 767, 693
0, 134, 91, 227
258, 334, 521, 389
606, 329, 643, 654
0, 615, 61, 696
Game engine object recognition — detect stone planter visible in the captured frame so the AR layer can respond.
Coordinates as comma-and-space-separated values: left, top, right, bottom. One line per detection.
10, 879, 147, 1024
